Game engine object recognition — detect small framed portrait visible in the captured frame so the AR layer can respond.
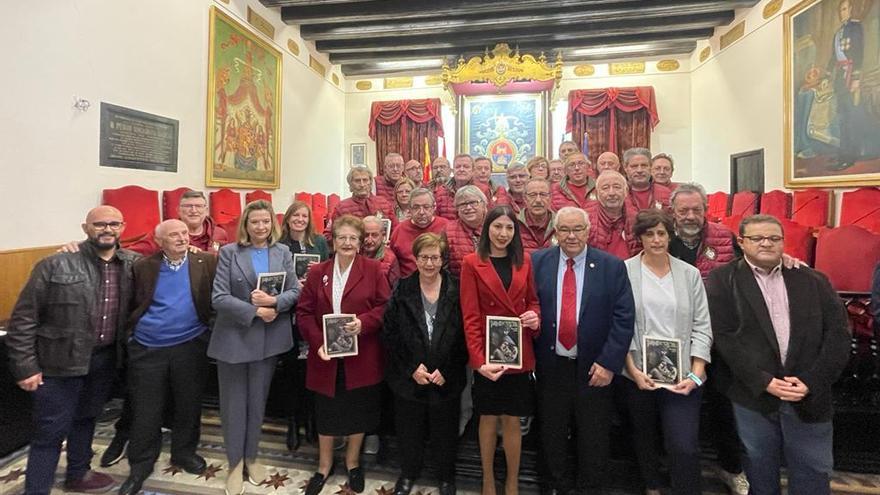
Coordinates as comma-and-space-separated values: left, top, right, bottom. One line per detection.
350, 143, 367, 167
323, 313, 358, 358
486, 316, 523, 369
256, 272, 286, 296
642, 336, 682, 389
293, 253, 321, 279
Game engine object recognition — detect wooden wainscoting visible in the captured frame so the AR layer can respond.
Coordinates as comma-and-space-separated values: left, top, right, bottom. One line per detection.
0, 245, 60, 320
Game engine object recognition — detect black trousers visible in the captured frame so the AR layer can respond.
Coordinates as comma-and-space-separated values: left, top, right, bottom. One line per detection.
703, 362, 744, 474
393, 395, 460, 482
537, 356, 613, 491
126, 337, 208, 476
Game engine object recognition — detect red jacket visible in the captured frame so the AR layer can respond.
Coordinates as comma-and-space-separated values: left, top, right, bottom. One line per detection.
127, 217, 228, 256
296, 255, 391, 397
551, 176, 597, 211
695, 222, 736, 278
389, 216, 449, 277
585, 201, 641, 260
506, 191, 527, 215
323, 195, 397, 241
626, 183, 672, 213
374, 175, 397, 206
517, 209, 555, 254
442, 218, 481, 277
459, 253, 541, 372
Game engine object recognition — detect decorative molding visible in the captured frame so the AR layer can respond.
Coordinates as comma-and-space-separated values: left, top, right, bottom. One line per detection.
309, 55, 326, 77
331, 73, 340, 86
246, 6, 275, 39
287, 39, 300, 56
355, 80, 373, 90
720, 21, 746, 50
609, 61, 645, 75
424, 75, 443, 86
699, 46, 711, 62
763, 0, 783, 19
655, 59, 680, 72
441, 43, 563, 90
384, 77, 413, 89
573, 64, 595, 77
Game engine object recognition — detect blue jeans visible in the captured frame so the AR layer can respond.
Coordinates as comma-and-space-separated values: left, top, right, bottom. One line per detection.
25, 347, 117, 495
733, 403, 833, 495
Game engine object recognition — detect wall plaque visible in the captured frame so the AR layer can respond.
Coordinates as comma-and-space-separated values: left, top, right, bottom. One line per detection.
309, 55, 326, 77
425, 75, 443, 86
699, 46, 711, 62
610, 62, 645, 75
287, 39, 300, 56
332, 73, 340, 85
384, 77, 413, 89
573, 64, 595, 76
763, 0, 783, 19
355, 80, 372, 90
247, 7, 275, 39
100, 103, 178, 172
656, 59, 680, 72
720, 21, 746, 50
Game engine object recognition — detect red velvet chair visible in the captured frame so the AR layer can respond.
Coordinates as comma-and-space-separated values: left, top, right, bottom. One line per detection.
209, 188, 242, 225
328, 193, 341, 218
780, 218, 816, 266
312, 192, 328, 230
162, 187, 192, 220
839, 187, 880, 235
759, 190, 792, 219
295, 192, 313, 205
791, 188, 831, 228
730, 191, 759, 218
707, 192, 729, 223
814, 225, 880, 292
720, 215, 743, 235
245, 189, 272, 205
102, 185, 161, 245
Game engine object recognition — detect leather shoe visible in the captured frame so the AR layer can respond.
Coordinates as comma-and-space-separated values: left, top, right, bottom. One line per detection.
439, 481, 456, 495
286, 416, 301, 451
347, 466, 365, 493
100, 434, 129, 467
305, 464, 335, 495
171, 454, 207, 475
393, 477, 415, 495
117, 474, 147, 495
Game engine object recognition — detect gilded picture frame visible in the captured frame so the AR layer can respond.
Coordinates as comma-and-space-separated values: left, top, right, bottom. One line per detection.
784, 0, 880, 188
206, 7, 282, 189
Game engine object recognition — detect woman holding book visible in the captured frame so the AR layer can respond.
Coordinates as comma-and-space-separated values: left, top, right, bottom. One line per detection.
459, 206, 540, 495
296, 215, 391, 495
280, 200, 330, 272
622, 209, 712, 495
382, 233, 468, 495
208, 200, 300, 495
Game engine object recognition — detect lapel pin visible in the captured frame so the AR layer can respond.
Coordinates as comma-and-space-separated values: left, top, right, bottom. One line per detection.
589, 262, 595, 269
322, 274, 329, 286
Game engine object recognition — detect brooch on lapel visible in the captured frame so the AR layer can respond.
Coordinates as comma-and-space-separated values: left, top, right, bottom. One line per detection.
654, 201, 663, 210
212, 242, 220, 252
322, 275, 329, 286
704, 246, 717, 260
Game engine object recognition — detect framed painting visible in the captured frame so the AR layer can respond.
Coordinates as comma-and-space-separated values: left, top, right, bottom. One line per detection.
458, 92, 548, 172
206, 7, 282, 189
350, 143, 367, 167
784, 0, 880, 187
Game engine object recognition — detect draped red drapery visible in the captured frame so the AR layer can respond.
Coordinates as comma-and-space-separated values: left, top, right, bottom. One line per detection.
566, 87, 659, 164
369, 99, 444, 173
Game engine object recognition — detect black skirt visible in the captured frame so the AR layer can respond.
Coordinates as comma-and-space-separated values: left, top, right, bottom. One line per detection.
315, 363, 381, 436
472, 370, 535, 417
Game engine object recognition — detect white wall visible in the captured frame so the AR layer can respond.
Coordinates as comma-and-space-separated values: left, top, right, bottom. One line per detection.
0, 0, 346, 249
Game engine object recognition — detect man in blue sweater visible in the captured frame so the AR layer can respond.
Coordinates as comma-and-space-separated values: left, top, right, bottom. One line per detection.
118, 220, 217, 495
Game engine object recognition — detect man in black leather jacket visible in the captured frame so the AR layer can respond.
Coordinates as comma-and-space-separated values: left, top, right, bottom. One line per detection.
7, 206, 139, 495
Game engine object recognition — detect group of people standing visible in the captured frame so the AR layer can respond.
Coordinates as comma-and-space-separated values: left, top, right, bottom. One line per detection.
8, 144, 851, 495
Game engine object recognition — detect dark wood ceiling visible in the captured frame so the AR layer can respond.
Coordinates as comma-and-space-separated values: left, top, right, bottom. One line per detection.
260, 0, 759, 77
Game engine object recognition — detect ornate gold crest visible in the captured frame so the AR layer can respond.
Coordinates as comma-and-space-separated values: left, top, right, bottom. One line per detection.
441, 43, 563, 92
656, 60, 680, 72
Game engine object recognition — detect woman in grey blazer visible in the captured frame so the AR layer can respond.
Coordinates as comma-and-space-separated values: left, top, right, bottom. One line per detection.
622, 209, 712, 495
208, 200, 301, 495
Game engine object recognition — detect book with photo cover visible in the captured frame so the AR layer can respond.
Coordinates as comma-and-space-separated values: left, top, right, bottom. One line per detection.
642, 336, 682, 389
323, 313, 358, 358
485, 316, 523, 369
256, 272, 286, 297
381, 218, 392, 241
293, 253, 321, 279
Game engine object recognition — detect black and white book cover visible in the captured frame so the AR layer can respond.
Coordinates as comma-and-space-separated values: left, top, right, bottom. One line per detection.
642, 336, 682, 388
486, 316, 523, 369
293, 253, 321, 279
381, 218, 392, 241
323, 313, 358, 358
256, 272, 286, 296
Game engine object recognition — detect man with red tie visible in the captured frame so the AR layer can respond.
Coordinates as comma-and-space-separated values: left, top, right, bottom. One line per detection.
531, 207, 635, 493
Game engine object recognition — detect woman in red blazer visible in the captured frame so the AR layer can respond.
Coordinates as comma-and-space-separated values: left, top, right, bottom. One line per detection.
459, 205, 540, 495
296, 215, 391, 495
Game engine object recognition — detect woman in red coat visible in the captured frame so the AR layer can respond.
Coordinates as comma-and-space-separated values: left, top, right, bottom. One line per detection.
459, 205, 541, 495
296, 215, 391, 495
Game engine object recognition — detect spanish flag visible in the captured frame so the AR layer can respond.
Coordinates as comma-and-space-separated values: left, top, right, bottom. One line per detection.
423, 137, 432, 183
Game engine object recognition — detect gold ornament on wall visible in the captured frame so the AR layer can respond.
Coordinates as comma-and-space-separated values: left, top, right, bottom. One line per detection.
573, 64, 595, 77
384, 77, 413, 89
699, 46, 711, 62
287, 39, 300, 56
309, 55, 326, 77
656, 59, 680, 72
441, 43, 563, 91
763, 0, 783, 19
424, 75, 443, 86
610, 62, 645, 75
720, 21, 745, 50
355, 80, 372, 90
246, 7, 274, 39
332, 74, 340, 86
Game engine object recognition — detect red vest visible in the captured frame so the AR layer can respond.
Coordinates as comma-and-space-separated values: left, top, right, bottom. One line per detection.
442, 219, 481, 277
551, 176, 596, 211
517, 209, 555, 254
694, 222, 736, 278
374, 176, 397, 206
585, 201, 640, 259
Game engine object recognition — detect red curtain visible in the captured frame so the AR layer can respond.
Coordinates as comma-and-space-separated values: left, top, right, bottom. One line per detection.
566, 87, 659, 164
369, 99, 444, 173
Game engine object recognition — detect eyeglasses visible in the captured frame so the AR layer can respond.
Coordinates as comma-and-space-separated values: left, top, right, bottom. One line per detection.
741, 235, 784, 244
525, 192, 550, 199
417, 255, 442, 264
508, 173, 529, 180
567, 161, 589, 169
456, 200, 481, 210
91, 221, 125, 230
180, 204, 207, 210
557, 226, 587, 235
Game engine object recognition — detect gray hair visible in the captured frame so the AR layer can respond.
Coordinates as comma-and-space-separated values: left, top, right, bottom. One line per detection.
595, 170, 628, 189
525, 178, 551, 190
623, 147, 652, 165
670, 182, 708, 208
384, 152, 404, 166
347, 165, 374, 183
179, 190, 206, 204
362, 215, 383, 229
506, 162, 527, 175
555, 206, 590, 227
454, 184, 487, 206
408, 187, 435, 207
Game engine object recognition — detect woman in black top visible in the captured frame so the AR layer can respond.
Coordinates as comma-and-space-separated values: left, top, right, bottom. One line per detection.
383, 233, 468, 495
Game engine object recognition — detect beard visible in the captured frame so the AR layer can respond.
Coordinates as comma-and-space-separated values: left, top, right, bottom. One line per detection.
677, 221, 702, 238
88, 234, 118, 250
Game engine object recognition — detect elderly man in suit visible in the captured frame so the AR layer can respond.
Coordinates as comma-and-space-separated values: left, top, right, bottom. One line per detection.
531, 206, 635, 493
118, 220, 217, 494
707, 214, 850, 495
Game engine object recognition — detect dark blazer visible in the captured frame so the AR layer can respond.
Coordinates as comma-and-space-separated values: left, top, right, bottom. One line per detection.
706, 259, 851, 422
382, 271, 468, 403
872, 262, 880, 333
531, 247, 635, 387
459, 252, 541, 372
207, 243, 300, 364
296, 255, 391, 397
128, 251, 217, 336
